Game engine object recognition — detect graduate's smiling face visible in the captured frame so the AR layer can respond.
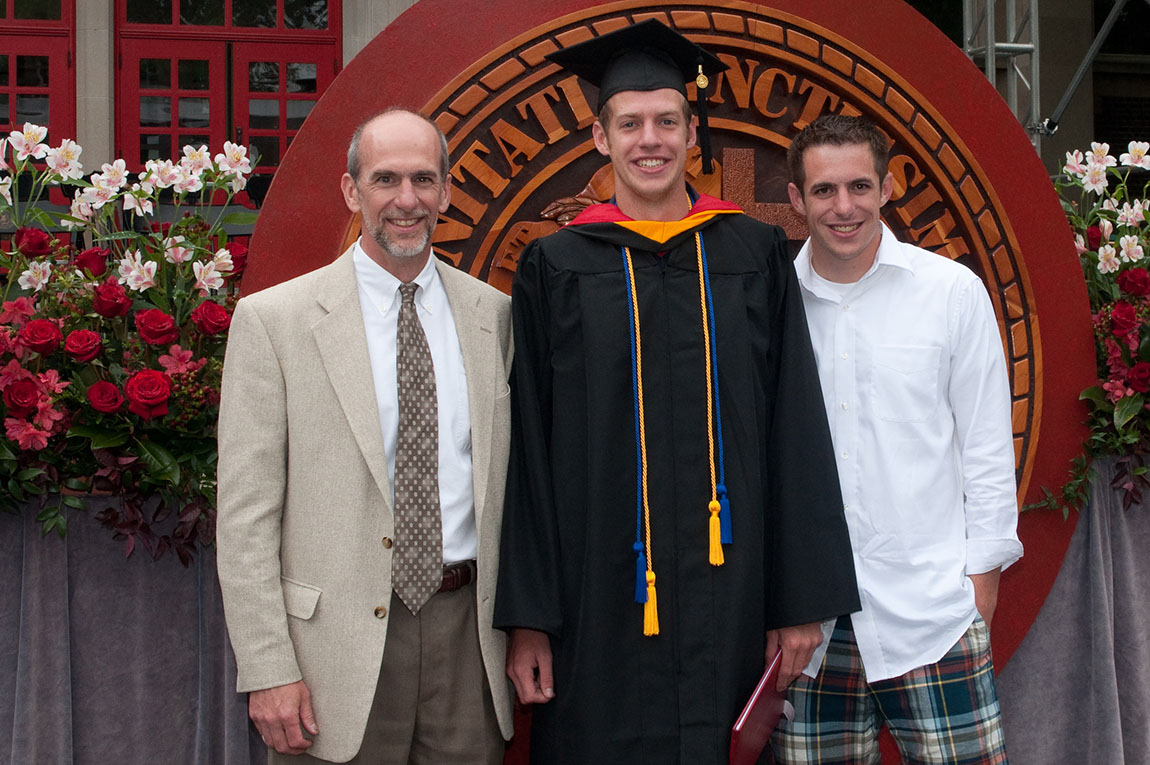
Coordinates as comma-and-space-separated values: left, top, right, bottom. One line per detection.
593, 88, 696, 220
788, 142, 893, 283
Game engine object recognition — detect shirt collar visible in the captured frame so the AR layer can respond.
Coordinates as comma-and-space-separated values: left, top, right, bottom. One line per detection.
795, 223, 914, 300
352, 238, 441, 313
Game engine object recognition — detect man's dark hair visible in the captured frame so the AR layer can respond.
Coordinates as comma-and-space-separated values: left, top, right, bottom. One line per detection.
345, 107, 450, 183
787, 114, 890, 192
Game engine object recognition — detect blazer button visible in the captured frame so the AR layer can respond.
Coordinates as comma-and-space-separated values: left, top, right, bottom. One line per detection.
381, 537, 393, 548
374, 606, 387, 619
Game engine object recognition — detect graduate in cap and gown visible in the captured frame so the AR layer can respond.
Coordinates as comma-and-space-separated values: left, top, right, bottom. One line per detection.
493, 20, 861, 763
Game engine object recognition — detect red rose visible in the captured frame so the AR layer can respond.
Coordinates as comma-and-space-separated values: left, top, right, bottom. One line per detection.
1118, 268, 1150, 297
74, 246, 111, 277
87, 381, 125, 413
226, 241, 248, 278
124, 369, 171, 420
1087, 225, 1103, 251
1128, 362, 1150, 393
134, 309, 179, 345
190, 300, 231, 335
1110, 301, 1140, 337
92, 278, 131, 317
13, 227, 52, 257
3, 378, 41, 417
18, 319, 62, 354
64, 329, 102, 362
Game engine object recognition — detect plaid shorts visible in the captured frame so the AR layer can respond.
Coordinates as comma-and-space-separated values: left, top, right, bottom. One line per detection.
771, 615, 1008, 764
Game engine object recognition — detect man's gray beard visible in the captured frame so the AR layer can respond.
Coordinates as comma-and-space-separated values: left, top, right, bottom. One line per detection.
367, 218, 432, 260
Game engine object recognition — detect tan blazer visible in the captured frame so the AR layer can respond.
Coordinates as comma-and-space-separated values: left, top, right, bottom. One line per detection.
216, 248, 513, 763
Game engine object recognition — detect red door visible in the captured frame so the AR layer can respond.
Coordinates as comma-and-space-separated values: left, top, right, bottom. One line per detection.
231, 41, 335, 176
117, 39, 227, 168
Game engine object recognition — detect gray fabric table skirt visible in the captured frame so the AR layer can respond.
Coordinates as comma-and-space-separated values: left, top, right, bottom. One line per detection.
1, 500, 263, 764
997, 457, 1150, 764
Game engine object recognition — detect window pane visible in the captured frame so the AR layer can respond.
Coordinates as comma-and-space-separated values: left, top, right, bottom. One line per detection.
178, 60, 210, 90
248, 99, 279, 129
140, 134, 167, 164
178, 97, 210, 128
286, 100, 314, 130
286, 63, 316, 93
14, 0, 62, 20
0, 56, 8, 85
249, 135, 280, 167
180, 0, 224, 26
248, 62, 279, 93
140, 59, 171, 90
16, 56, 49, 87
178, 134, 210, 152
15, 94, 49, 125
0, 94, 9, 125
233, 0, 276, 27
285, 0, 327, 29
140, 96, 171, 127
127, 0, 171, 24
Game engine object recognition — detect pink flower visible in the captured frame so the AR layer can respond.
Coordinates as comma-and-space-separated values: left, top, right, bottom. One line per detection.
8, 123, 48, 161
1063, 149, 1087, 177
0, 360, 35, 389
0, 297, 36, 326
38, 369, 69, 394
1102, 378, 1133, 405
4, 417, 50, 450
159, 344, 196, 374
1120, 141, 1150, 170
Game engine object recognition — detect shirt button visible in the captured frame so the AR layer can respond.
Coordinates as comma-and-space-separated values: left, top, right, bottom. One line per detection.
843, 503, 850, 511
374, 606, 388, 619
381, 537, 393, 548
842, 304, 850, 311
841, 352, 848, 359
841, 451, 849, 460
840, 402, 848, 410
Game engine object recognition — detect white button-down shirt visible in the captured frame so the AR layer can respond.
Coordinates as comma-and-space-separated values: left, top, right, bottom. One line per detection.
796, 225, 1023, 682
353, 241, 477, 564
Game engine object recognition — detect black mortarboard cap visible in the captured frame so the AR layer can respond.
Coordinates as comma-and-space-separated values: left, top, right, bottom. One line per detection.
545, 19, 728, 172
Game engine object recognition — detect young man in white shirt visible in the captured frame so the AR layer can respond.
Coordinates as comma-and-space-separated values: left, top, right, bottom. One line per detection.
773, 114, 1023, 764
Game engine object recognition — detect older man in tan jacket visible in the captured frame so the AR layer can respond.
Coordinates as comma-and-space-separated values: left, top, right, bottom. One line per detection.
217, 109, 513, 764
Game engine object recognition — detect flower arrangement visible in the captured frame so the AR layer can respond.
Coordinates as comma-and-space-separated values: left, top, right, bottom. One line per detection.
0, 123, 256, 563
1036, 140, 1150, 514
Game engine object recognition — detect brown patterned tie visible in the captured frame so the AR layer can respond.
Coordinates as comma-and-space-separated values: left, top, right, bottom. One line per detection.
392, 282, 443, 614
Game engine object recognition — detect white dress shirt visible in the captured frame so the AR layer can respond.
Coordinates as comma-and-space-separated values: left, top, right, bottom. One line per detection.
353, 241, 477, 564
796, 224, 1023, 682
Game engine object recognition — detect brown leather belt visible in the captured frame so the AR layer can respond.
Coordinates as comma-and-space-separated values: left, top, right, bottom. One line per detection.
438, 559, 476, 593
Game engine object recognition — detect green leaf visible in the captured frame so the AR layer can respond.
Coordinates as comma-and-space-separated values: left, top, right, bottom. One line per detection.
15, 467, 45, 481
221, 211, 259, 226
1079, 386, 1111, 411
67, 424, 131, 449
135, 438, 181, 486
61, 495, 87, 510
0, 440, 17, 461
1114, 393, 1145, 429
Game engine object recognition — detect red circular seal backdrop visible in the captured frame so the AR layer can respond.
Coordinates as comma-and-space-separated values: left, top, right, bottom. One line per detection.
250, 0, 1095, 673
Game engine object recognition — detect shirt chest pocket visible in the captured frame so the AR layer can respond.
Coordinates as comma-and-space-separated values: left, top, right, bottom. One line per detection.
870, 345, 941, 423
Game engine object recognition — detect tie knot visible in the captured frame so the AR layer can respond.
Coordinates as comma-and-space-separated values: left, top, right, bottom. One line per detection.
399, 282, 418, 305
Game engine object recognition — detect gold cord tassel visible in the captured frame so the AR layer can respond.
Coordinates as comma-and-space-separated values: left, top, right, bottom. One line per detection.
708, 500, 724, 565
643, 571, 660, 636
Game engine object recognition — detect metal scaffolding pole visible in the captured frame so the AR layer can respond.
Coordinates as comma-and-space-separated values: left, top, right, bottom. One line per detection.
963, 0, 1041, 152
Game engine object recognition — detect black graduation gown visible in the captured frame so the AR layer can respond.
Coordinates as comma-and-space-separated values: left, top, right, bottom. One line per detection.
494, 201, 860, 764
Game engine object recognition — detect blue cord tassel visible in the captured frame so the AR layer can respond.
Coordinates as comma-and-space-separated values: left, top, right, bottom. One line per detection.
718, 483, 732, 544
634, 542, 648, 603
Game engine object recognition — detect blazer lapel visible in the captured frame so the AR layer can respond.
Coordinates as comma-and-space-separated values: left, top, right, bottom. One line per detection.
438, 259, 497, 524
313, 248, 393, 510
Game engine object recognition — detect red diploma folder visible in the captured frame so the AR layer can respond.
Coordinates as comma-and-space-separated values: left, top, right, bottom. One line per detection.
729, 650, 791, 765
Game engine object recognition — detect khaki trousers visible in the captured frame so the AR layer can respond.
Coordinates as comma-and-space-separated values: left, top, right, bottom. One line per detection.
270, 581, 503, 764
